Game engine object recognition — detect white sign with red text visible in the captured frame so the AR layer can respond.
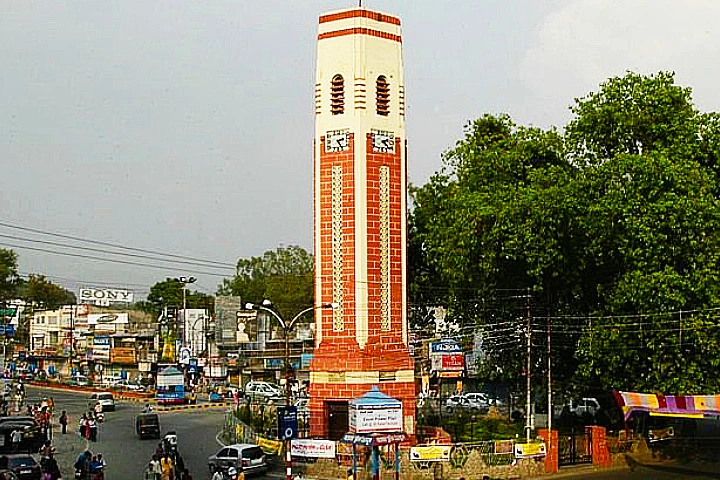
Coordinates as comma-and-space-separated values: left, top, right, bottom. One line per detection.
290, 439, 336, 458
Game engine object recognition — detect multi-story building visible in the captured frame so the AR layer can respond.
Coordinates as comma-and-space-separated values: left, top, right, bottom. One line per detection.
28, 305, 155, 380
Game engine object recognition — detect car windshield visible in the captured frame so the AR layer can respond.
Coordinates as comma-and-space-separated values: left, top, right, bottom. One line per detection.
98, 394, 112, 400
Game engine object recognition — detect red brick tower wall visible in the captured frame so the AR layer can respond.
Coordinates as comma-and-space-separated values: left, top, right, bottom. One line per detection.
310, 8, 415, 441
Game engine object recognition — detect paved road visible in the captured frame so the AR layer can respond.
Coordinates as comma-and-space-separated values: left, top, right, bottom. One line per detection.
26, 385, 226, 479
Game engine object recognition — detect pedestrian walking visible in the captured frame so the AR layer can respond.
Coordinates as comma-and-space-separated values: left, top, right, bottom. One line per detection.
148, 454, 162, 480
10, 428, 22, 452
88, 416, 97, 442
59, 410, 68, 434
160, 453, 174, 480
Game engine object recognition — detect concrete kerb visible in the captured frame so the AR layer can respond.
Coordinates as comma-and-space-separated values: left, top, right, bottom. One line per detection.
29, 381, 233, 413
153, 402, 231, 412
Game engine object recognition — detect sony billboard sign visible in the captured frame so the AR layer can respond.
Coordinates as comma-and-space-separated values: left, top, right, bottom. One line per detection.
79, 288, 134, 306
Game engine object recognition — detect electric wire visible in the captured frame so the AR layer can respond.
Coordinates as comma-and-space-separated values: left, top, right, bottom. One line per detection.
0, 233, 233, 272
0, 242, 230, 278
0, 220, 234, 267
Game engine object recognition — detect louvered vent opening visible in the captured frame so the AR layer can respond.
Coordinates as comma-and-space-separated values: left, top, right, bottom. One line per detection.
376, 75, 390, 116
331, 75, 345, 115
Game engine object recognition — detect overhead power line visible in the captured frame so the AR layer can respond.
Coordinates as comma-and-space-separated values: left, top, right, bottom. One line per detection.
0, 242, 230, 278
0, 233, 233, 272
0, 220, 235, 268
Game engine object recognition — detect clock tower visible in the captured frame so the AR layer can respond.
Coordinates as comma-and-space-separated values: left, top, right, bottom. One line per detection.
309, 8, 415, 440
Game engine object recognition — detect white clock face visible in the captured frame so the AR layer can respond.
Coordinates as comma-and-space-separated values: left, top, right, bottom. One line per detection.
325, 130, 350, 152
371, 130, 395, 153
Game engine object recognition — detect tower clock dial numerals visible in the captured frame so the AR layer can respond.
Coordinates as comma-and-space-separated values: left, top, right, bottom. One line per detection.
371, 129, 395, 153
325, 129, 350, 152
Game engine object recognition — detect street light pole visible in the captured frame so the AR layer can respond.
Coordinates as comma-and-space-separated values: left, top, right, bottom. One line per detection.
177, 276, 196, 359
245, 301, 338, 480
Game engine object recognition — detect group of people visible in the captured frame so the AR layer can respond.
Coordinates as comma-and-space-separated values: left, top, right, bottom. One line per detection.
144, 433, 192, 480
74, 450, 106, 480
78, 409, 102, 443
27, 400, 54, 440
209, 465, 244, 480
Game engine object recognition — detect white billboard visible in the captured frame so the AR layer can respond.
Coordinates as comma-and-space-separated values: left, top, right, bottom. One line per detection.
290, 439, 336, 458
88, 313, 129, 325
79, 288, 134, 305
349, 404, 403, 434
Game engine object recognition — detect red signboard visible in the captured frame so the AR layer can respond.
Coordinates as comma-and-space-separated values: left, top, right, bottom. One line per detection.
441, 353, 465, 371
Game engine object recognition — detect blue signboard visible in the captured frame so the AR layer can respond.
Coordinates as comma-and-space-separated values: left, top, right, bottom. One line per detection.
301, 353, 313, 368
188, 358, 198, 373
278, 406, 298, 440
430, 339, 462, 354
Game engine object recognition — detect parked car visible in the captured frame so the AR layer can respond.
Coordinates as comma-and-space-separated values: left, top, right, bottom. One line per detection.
243, 382, 283, 401
208, 444, 267, 476
564, 397, 601, 417
89, 392, 115, 412
68, 375, 90, 386
463, 393, 490, 407
445, 394, 488, 414
112, 379, 146, 392
135, 412, 161, 439
4, 454, 40, 480
99, 375, 122, 387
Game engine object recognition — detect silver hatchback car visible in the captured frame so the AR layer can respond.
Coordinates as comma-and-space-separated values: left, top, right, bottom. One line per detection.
208, 444, 267, 476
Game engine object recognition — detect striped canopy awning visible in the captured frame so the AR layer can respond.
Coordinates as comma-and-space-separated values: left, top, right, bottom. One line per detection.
615, 391, 720, 420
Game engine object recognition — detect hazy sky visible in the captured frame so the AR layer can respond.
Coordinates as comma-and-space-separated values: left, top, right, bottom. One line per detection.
3, 0, 720, 299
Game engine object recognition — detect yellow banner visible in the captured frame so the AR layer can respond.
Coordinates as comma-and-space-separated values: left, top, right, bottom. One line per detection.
257, 436, 282, 454
514, 442, 546, 458
410, 445, 452, 462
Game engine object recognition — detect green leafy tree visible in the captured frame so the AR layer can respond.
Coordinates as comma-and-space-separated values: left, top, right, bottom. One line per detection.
218, 245, 314, 322
408, 114, 573, 388
18, 274, 76, 310
409, 71, 720, 395
144, 278, 214, 315
0, 248, 19, 302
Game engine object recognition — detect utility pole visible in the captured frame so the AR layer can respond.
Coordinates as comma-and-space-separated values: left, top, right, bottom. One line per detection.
246, 301, 337, 480
547, 316, 552, 439
69, 305, 75, 376
525, 291, 532, 443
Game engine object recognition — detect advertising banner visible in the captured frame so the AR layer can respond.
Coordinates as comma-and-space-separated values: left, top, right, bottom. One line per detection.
256, 437, 282, 454
88, 313, 129, 326
514, 442, 546, 459
79, 288, 134, 305
110, 347, 136, 364
430, 339, 462, 355
93, 335, 110, 360
410, 445, 452, 462
291, 439, 336, 458
441, 353, 465, 371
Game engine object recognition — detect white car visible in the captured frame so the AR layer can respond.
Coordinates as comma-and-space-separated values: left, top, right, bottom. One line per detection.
565, 397, 601, 417
89, 392, 115, 412
243, 381, 283, 401
208, 444, 267, 476
100, 376, 122, 387
445, 394, 489, 413
112, 379, 146, 392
